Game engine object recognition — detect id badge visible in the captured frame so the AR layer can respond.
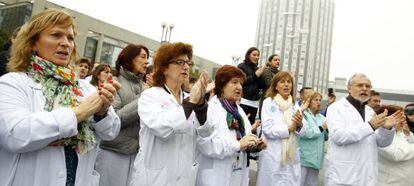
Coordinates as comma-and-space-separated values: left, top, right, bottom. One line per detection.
232, 157, 242, 171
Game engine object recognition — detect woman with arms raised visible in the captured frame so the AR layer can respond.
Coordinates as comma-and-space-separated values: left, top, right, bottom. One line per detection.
130, 42, 213, 186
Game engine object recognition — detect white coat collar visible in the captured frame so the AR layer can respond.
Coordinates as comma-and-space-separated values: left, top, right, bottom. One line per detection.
162, 84, 185, 106
341, 97, 374, 122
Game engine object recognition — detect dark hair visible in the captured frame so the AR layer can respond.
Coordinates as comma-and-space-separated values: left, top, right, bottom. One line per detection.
244, 47, 260, 64
214, 65, 246, 97
405, 103, 414, 116
265, 71, 295, 102
77, 57, 91, 66
376, 105, 403, 116
115, 44, 149, 74
328, 88, 334, 94
370, 90, 380, 97
153, 42, 193, 87
90, 64, 111, 86
267, 54, 279, 62
300, 87, 313, 96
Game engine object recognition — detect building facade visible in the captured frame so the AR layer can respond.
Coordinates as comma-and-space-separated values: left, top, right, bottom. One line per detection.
0, 0, 220, 77
255, 0, 335, 95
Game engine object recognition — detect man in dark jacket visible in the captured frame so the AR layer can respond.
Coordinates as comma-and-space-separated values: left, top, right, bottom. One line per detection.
237, 47, 265, 125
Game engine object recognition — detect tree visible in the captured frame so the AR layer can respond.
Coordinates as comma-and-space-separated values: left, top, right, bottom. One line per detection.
0, 28, 10, 51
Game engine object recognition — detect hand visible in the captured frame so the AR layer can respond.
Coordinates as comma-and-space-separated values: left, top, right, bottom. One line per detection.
322, 122, 328, 130
96, 75, 121, 117
189, 70, 209, 105
73, 92, 103, 123
300, 98, 310, 112
383, 110, 405, 129
239, 134, 259, 151
292, 111, 303, 129
251, 120, 261, 133
255, 66, 264, 77
145, 73, 154, 87
256, 137, 267, 151
206, 82, 215, 93
370, 110, 387, 129
288, 122, 297, 132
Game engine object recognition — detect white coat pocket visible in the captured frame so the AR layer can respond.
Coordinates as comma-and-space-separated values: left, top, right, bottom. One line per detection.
146, 167, 167, 186
332, 160, 357, 185
91, 170, 100, 186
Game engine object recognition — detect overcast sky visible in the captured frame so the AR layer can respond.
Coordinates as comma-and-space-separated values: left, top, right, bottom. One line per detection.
51, 0, 414, 91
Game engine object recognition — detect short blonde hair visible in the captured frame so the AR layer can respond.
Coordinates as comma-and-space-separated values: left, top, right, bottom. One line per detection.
8, 9, 77, 72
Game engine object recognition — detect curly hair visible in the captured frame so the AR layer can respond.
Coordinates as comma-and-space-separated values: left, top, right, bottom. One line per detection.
152, 42, 193, 87
8, 9, 77, 72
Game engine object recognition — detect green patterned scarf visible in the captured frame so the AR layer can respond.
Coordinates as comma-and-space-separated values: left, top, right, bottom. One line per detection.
27, 55, 97, 154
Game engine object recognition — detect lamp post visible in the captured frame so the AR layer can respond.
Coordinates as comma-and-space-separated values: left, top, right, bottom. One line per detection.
161, 22, 174, 43
263, 43, 272, 66
231, 55, 240, 66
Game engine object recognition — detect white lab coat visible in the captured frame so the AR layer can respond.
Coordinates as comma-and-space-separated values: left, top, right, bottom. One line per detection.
325, 97, 395, 186
130, 86, 214, 186
256, 97, 305, 186
0, 72, 121, 186
196, 96, 251, 186
378, 132, 414, 186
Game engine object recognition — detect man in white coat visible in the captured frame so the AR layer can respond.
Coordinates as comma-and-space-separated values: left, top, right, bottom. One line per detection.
325, 73, 404, 186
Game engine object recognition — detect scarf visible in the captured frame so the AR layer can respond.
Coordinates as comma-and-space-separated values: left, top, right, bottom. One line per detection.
220, 98, 245, 140
273, 94, 296, 166
119, 67, 144, 83
27, 55, 97, 154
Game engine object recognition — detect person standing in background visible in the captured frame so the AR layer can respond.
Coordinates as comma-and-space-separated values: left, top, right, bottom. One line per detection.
95, 44, 149, 186
237, 47, 265, 125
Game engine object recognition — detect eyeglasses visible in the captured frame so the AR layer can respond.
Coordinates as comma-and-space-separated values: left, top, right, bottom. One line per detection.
170, 60, 194, 67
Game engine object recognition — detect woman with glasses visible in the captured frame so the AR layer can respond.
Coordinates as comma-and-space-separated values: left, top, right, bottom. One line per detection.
195, 65, 266, 186
130, 42, 214, 186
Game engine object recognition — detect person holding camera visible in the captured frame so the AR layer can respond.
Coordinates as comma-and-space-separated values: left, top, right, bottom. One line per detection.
195, 65, 266, 186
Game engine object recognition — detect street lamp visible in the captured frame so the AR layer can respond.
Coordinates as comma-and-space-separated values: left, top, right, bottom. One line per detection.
231, 55, 240, 66
161, 22, 174, 43
263, 43, 273, 66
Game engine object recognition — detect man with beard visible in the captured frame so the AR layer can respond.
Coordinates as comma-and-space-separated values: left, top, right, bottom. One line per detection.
324, 73, 404, 186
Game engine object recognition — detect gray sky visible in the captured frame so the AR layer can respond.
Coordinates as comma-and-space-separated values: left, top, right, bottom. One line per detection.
51, 0, 414, 91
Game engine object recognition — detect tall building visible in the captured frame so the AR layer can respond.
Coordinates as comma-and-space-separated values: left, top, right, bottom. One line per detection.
255, 0, 335, 95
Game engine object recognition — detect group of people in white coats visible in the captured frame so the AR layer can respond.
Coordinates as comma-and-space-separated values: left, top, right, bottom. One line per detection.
0, 9, 410, 186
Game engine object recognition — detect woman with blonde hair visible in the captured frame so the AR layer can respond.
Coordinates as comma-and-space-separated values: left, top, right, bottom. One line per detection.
256, 71, 305, 186
297, 91, 328, 186
0, 9, 121, 186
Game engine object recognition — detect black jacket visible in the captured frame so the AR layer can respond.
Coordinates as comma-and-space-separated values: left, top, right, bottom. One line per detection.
237, 61, 265, 101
